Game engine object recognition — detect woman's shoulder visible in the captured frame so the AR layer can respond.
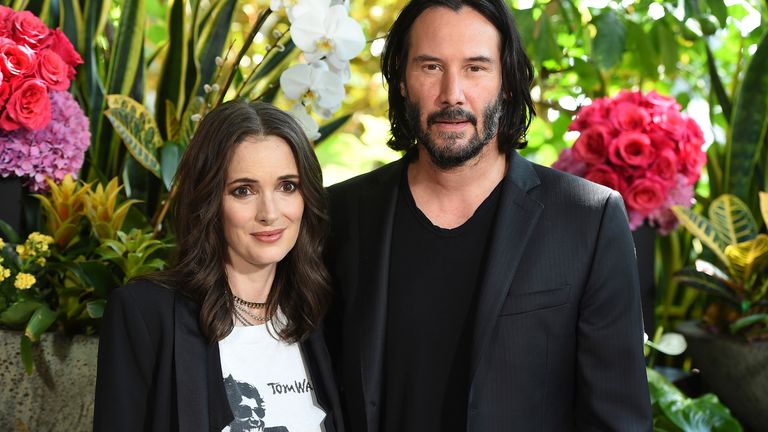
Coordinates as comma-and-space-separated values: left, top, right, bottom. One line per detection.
107, 277, 178, 318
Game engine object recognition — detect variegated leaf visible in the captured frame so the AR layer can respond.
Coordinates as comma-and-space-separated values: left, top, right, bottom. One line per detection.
179, 96, 205, 148
672, 205, 729, 266
104, 95, 163, 178
724, 234, 768, 283
708, 194, 758, 246
759, 191, 768, 228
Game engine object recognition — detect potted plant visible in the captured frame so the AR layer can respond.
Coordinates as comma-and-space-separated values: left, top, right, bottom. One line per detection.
671, 192, 768, 431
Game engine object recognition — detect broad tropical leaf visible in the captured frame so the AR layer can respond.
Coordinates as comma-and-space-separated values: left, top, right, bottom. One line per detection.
708, 194, 758, 245
592, 10, 626, 70
759, 191, 768, 228
674, 266, 740, 308
104, 95, 163, 178
726, 32, 768, 200
725, 234, 768, 283
672, 205, 729, 266
24, 305, 58, 342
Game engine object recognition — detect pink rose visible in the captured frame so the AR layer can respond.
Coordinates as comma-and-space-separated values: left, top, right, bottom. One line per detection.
681, 117, 704, 146
678, 141, 707, 184
647, 131, 676, 153
609, 132, 655, 167
656, 109, 686, 140
584, 165, 624, 192
10, 10, 50, 50
613, 90, 643, 105
0, 6, 13, 38
650, 149, 678, 184
0, 78, 51, 130
569, 98, 612, 131
643, 91, 680, 115
46, 30, 82, 79
572, 125, 611, 164
0, 37, 33, 77
35, 49, 69, 90
610, 102, 651, 132
552, 147, 588, 177
624, 177, 667, 215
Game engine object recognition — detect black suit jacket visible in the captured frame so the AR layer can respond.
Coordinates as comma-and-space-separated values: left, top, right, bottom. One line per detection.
325, 151, 652, 431
94, 280, 344, 432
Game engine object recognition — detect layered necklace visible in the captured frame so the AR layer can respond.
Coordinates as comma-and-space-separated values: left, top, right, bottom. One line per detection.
232, 293, 270, 326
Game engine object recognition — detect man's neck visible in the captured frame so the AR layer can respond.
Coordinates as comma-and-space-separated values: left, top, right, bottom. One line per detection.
407, 143, 507, 229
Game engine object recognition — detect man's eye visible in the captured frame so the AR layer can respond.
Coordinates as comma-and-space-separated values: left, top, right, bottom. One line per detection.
468, 65, 484, 72
424, 64, 440, 71
278, 181, 298, 193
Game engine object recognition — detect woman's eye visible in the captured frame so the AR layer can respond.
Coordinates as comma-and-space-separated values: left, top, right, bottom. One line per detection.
231, 186, 252, 197
278, 181, 298, 193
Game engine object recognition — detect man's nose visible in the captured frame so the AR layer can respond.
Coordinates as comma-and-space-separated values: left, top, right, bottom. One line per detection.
439, 70, 466, 106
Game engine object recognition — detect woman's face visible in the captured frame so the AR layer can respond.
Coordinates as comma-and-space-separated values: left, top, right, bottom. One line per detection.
222, 135, 304, 273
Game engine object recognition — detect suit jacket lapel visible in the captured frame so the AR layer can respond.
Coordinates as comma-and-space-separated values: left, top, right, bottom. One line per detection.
173, 292, 233, 432
355, 157, 403, 431
469, 152, 543, 383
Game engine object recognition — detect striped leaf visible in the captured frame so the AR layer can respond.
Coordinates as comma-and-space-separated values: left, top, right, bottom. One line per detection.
725, 234, 768, 283
760, 191, 768, 228
672, 205, 729, 266
105, 0, 145, 95
155, 0, 188, 138
104, 95, 163, 178
708, 194, 758, 245
674, 267, 740, 308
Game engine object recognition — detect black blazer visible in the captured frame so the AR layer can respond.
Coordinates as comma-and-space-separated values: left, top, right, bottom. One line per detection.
94, 280, 344, 432
325, 151, 652, 431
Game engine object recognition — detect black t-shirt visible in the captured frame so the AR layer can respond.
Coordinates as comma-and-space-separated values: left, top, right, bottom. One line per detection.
381, 169, 501, 431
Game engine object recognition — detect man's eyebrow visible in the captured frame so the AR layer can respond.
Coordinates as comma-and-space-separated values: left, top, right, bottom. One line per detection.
412, 54, 441, 63
467, 55, 494, 64
411, 55, 495, 64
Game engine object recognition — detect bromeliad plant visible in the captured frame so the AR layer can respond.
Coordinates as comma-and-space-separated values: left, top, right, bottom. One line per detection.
672, 192, 768, 341
0, 175, 168, 372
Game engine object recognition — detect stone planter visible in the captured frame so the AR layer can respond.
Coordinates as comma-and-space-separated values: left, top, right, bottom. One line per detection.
0, 330, 98, 431
676, 320, 768, 432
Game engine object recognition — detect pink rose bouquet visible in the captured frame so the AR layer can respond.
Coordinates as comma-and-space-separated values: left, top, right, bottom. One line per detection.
0, 7, 88, 191
553, 90, 706, 234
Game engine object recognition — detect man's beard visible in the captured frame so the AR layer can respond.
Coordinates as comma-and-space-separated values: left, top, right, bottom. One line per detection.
405, 95, 503, 170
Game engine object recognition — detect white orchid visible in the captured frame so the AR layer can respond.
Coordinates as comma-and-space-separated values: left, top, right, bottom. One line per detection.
280, 61, 345, 117
290, 1, 365, 65
288, 104, 321, 141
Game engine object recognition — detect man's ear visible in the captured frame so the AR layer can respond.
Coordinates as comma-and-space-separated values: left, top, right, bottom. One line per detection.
400, 82, 406, 98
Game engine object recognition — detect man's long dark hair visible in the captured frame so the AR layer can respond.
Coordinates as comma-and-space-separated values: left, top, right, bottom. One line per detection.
155, 100, 330, 344
382, 0, 536, 152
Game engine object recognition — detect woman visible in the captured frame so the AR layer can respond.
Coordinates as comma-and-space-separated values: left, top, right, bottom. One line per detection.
94, 101, 343, 432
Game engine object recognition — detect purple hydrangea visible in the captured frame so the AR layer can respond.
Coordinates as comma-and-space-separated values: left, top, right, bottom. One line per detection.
0, 90, 90, 191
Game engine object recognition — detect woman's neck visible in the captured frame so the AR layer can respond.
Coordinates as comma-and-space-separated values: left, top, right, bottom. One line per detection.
224, 261, 276, 303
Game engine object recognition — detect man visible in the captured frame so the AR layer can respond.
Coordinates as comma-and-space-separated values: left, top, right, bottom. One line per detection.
325, 0, 652, 430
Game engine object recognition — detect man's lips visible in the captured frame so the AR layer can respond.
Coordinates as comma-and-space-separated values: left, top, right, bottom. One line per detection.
251, 228, 284, 243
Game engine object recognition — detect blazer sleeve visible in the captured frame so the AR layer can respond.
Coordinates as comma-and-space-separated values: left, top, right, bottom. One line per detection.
93, 286, 158, 431
575, 191, 653, 431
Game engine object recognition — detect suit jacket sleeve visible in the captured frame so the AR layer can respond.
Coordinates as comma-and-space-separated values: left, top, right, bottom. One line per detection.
93, 286, 158, 431
575, 191, 652, 431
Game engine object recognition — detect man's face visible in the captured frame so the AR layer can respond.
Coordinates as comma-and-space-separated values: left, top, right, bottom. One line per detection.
403, 6, 504, 169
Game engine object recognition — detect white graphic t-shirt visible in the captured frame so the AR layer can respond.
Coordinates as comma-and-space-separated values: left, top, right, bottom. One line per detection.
219, 320, 326, 432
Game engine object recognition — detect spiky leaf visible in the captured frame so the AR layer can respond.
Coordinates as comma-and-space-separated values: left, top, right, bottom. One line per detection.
709, 194, 758, 245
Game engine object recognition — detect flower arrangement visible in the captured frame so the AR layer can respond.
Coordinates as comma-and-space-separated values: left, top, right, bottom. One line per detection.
0, 6, 87, 191
553, 90, 707, 234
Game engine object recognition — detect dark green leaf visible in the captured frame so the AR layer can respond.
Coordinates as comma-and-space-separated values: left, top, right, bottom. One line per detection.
0, 300, 44, 327
673, 267, 740, 307
194, 0, 236, 97
0, 219, 20, 243
86, 299, 106, 319
161, 142, 182, 191
105, 0, 145, 95
155, 0, 188, 139
78, 261, 121, 298
706, 43, 732, 122
706, 0, 728, 27
20, 335, 33, 374
24, 305, 57, 341
317, 114, 353, 145
592, 11, 626, 70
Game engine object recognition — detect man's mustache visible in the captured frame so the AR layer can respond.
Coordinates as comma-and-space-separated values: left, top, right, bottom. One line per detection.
426, 107, 477, 127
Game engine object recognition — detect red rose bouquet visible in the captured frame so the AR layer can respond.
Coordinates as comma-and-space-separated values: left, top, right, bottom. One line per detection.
553, 90, 706, 234
0, 7, 88, 191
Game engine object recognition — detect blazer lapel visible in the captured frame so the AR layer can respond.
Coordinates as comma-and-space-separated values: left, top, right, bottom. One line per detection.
173, 293, 233, 432
469, 152, 543, 383
354, 157, 404, 431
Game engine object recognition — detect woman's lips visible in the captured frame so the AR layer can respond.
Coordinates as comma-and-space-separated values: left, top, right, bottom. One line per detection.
251, 228, 284, 243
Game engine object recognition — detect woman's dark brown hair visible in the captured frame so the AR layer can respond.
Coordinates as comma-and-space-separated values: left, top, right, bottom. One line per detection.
165, 100, 330, 343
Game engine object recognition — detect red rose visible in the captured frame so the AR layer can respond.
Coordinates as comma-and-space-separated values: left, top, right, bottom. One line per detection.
35, 49, 69, 90
678, 141, 707, 184
681, 117, 704, 146
610, 102, 651, 132
624, 177, 667, 215
0, 6, 13, 38
656, 109, 686, 140
46, 30, 82, 79
10, 10, 50, 50
647, 131, 676, 153
650, 149, 678, 184
569, 98, 612, 131
584, 165, 624, 192
0, 37, 33, 77
643, 91, 680, 114
572, 125, 611, 164
613, 90, 643, 105
0, 78, 51, 130
609, 132, 655, 167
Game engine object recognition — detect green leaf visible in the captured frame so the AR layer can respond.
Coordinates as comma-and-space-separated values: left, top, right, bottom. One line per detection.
24, 305, 57, 342
706, 43, 732, 123
77, 261, 121, 298
672, 205, 729, 265
674, 267, 740, 308
730, 313, 768, 333
317, 114, 353, 145
626, 21, 657, 77
194, 0, 236, 97
161, 142, 182, 191
708, 194, 758, 245
104, 95, 163, 178
154, 0, 188, 138
533, 13, 560, 67
655, 19, 679, 73
0, 219, 20, 243
0, 300, 44, 327
724, 234, 768, 283
726, 32, 768, 201
706, 0, 728, 27
86, 299, 106, 319
179, 96, 205, 148
105, 0, 145, 95
592, 10, 626, 70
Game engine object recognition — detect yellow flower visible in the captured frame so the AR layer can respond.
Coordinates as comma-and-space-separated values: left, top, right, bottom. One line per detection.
0, 266, 10, 283
36, 257, 47, 266
14, 273, 36, 290
16, 244, 30, 259
0, 237, 5, 249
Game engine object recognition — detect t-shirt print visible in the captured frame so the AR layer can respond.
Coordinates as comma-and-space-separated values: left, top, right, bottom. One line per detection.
219, 320, 325, 432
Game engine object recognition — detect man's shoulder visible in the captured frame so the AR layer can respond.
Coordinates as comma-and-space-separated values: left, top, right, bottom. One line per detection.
327, 158, 403, 198
527, 159, 619, 209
